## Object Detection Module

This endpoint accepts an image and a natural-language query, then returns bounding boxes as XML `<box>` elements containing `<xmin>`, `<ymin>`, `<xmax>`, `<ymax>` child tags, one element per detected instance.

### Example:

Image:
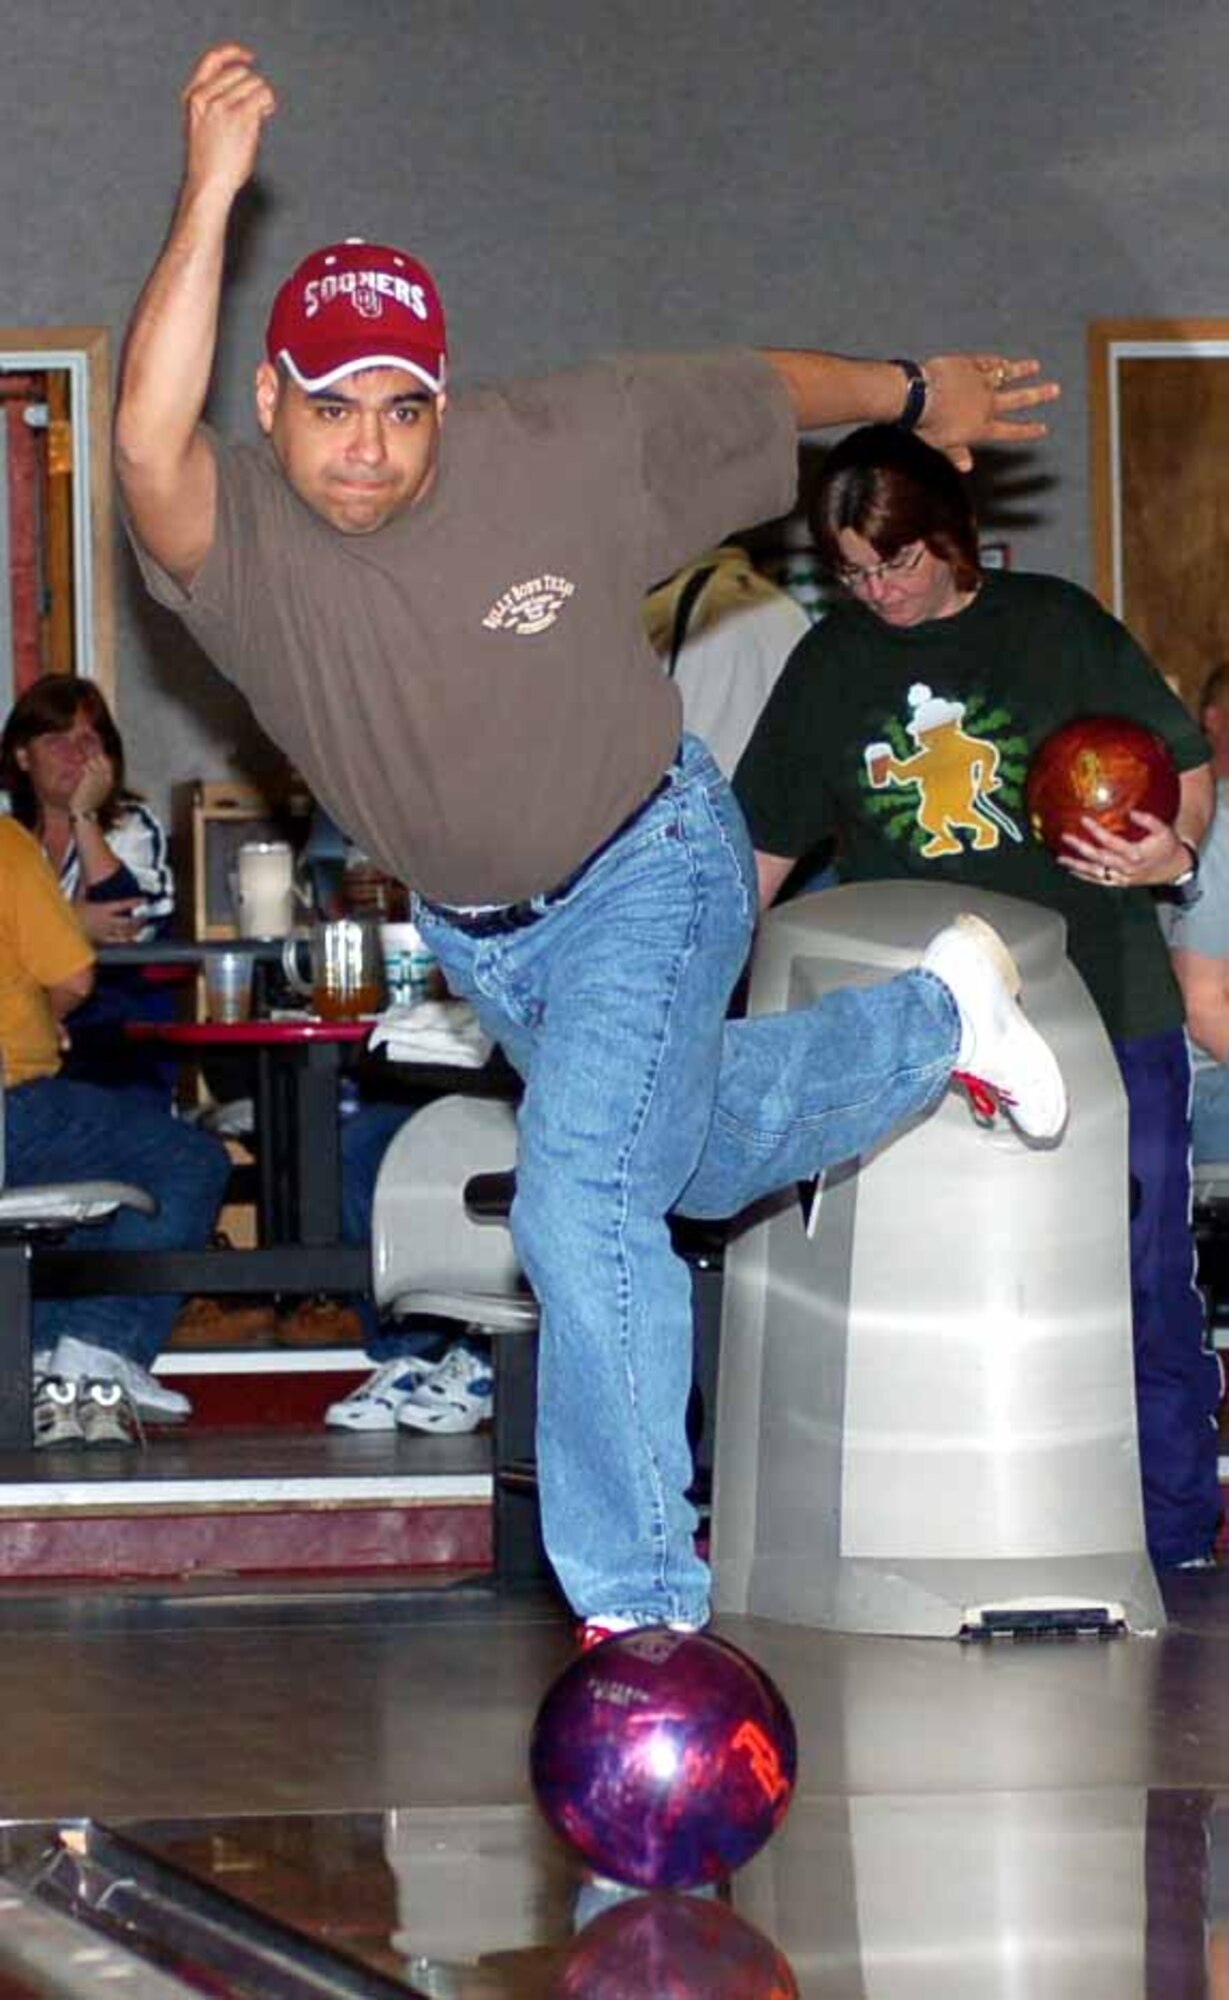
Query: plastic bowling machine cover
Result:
<box><xmin>710</xmin><ymin>880</ymin><xmax>1165</xmax><ymax>1639</ymax></box>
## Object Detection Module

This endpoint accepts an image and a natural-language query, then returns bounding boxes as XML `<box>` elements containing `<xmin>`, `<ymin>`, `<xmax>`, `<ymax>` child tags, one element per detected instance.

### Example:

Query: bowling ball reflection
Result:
<box><xmin>529</xmin><ymin>1629</ymin><xmax>797</xmax><ymax>1891</ymax></box>
<box><xmin>1025</xmin><ymin>714</ymin><xmax>1180</xmax><ymax>854</ymax></box>
<box><xmin>551</xmin><ymin>1891</ymin><xmax>799</xmax><ymax>1999</ymax></box>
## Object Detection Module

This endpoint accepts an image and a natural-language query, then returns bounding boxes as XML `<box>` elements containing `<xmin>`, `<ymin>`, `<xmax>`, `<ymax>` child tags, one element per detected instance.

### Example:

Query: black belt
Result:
<box><xmin>420</xmin><ymin>756</ymin><xmax>680</xmax><ymax>938</ymax></box>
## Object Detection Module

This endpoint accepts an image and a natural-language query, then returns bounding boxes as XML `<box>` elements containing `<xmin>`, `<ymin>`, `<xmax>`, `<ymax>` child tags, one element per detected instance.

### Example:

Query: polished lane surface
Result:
<box><xmin>1</xmin><ymin>1572</ymin><xmax>1227</xmax><ymax>1995</ymax></box>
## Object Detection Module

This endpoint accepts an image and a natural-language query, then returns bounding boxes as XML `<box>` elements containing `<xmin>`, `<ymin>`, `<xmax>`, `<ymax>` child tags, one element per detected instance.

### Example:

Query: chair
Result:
<box><xmin>1192</xmin><ymin>1161</ymin><xmax>1229</xmax><ymax>1326</ymax></box>
<box><xmin>371</xmin><ymin>1095</ymin><xmax>544</xmax><ymax>1583</ymax></box>
<box><xmin>0</xmin><ymin>1080</ymin><xmax>157</xmax><ymax>1449</ymax></box>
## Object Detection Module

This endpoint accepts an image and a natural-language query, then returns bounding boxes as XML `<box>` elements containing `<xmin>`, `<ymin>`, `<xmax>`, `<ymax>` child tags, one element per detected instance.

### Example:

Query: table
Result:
<box><xmin>129</xmin><ymin>1018</ymin><xmax>369</xmax><ymax>1249</ymax></box>
<box><xmin>34</xmin><ymin>1011</ymin><xmax>519</xmax><ymax>1309</ymax></box>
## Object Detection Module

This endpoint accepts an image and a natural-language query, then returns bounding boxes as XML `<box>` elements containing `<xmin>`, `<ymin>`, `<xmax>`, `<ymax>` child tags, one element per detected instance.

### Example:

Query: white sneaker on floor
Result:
<box><xmin>33</xmin><ymin>1375</ymin><xmax>84</xmax><ymax>1450</ymax></box>
<box><xmin>395</xmin><ymin>1342</ymin><xmax>494</xmax><ymax>1435</ymax></box>
<box><xmin>78</xmin><ymin>1379</ymin><xmax>142</xmax><ymax>1449</ymax></box>
<box><xmin>921</xmin><ymin>913</ymin><xmax>1068</xmax><ymax>1143</ymax></box>
<box><xmin>50</xmin><ymin>1336</ymin><xmax>192</xmax><ymax>1423</ymax></box>
<box><xmin>324</xmin><ymin>1354</ymin><xmax>440</xmax><ymax>1432</ymax></box>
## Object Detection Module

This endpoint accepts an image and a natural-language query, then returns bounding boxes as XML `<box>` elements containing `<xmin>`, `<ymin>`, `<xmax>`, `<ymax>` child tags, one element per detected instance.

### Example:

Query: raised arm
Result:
<box><xmin>114</xmin><ymin>43</ymin><xmax>277</xmax><ymax>586</ymax></box>
<box><xmin>759</xmin><ymin>351</ymin><xmax>1059</xmax><ymax>470</ymax></box>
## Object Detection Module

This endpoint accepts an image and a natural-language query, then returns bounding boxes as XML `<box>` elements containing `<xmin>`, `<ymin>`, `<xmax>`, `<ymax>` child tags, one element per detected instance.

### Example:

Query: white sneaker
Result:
<box><xmin>78</xmin><ymin>1379</ymin><xmax>142</xmax><ymax>1450</ymax></box>
<box><xmin>395</xmin><ymin>1341</ymin><xmax>494</xmax><ymax>1435</ymax></box>
<box><xmin>50</xmin><ymin>1336</ymin><xmax>192</xmax><ymax>1423</ymax></box>
<box><xmin>921</xmin><ymin>913</ymin><xmax>1067</xmax><ymax>1143</ymax></box>
<box><xmin>33</xmin><ymin>1375</ymin><xmax>84</xmax><ymax>1450</ymax></box>
<box><xmin>324</xmin><ymin>1354</ymin><xmax>440</xmax><ymax>1432</ymax></box>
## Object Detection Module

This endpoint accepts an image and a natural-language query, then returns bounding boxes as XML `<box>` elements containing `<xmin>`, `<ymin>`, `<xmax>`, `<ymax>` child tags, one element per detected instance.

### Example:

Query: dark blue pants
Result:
<box><xmin>1117</xmin><ymin>1029</ymin><xmax>1224</xmax><ymax>1567</ymax></box>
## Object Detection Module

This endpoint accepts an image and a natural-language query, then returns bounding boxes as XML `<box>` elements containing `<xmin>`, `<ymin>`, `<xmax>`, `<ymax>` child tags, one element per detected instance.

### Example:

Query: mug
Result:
<box><xmin>234</xmin><ymin>840</ymin><xmax>297</xmax><ymax>938</ymax></box>
<box><xmin>282</xmin><ymin>919</ymin><xmax>386</xmax><ymax>1021</ymax></box>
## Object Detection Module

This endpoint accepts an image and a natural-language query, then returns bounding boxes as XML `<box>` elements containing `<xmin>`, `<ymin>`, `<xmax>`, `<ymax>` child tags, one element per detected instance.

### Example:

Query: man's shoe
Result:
<box><xmin>324</xmin><ymin>1355</ymin><xmax>440</xmax><ymax>1432</ymax></box>
<box><xmin>576</xmin><ymin>1617</ymin><xmax>704</xmax><ymax>1654</ymax></box>
<box><xmin>395</xmin><ymin>1341</ymin><xmax>494</xmax><ymax>1435</ymax></box>
<box><xmin>33</xmin><ymin>1375</ymin><xmax>84</xmax><ymax>1450</ymax></box>
<box><xmin>50</xmin><ymin>1336</ymin><xmax>192</xmax><ymax>1423</ymax></box>
<box><xmin>921</xmin><ymin>913</ymin><xmax>1067</xmax><ymax>1143</ymax></box>
<box><xmin>78</xmin><ymin>1379</ymin><xmax>142</xmax><ymax>1449</ymax></box>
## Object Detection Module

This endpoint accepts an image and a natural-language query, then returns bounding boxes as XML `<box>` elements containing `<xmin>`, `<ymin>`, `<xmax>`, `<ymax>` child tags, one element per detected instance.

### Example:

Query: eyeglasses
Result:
<box><xmin>835</xmin><ymin>543</ymin><xmax>926</xmax><ymax>589</ymax></box>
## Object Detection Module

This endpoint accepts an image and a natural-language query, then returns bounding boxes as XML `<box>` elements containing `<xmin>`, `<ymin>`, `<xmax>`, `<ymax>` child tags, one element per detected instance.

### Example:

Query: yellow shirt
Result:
<box><xmin>0</xmin><ymin>818</ymin><xmax>93</xmax><ymax>1085</ymax></box>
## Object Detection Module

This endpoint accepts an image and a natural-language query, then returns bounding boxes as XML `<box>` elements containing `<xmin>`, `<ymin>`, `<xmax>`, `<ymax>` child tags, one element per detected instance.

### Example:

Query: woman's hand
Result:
<box><xmin>1057</xmin><ymin>812</ymin><xmax>1190</xmax><ymax>889</ymax></box>
<box><xmin>68</xmin><ymin>752</ymin><xmax>114</xmax><ymax>819</ymax></box>
<box><xmin>76</xmin><ymin>895</ymin><xmax>145</xmax><ymax>944</ymax></box>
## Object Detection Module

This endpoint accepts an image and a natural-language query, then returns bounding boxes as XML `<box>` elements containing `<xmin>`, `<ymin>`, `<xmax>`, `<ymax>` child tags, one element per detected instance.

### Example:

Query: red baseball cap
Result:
<box><xmin>265</xmin><ymin>238</ymin><xmax>448</xmax><ymax>395</ymax></box>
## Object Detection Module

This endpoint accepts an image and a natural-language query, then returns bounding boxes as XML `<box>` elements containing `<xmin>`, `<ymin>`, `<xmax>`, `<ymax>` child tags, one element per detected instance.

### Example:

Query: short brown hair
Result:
<box><xmin>811</xmin><ymin>425</ymin><xmax>982</xmax><ymax>591</ymax></box>
<box><xmin>0</xmin><ymin>674</ymin><xmax>129</xmax><ymax>831</ymax></box>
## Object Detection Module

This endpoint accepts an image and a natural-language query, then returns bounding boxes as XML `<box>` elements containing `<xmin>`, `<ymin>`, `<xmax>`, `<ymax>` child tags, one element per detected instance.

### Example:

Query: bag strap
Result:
<box><xmin>666</xmin><ymin>565</ymin><xmax>719</xmax><ymax>678</ymax></box>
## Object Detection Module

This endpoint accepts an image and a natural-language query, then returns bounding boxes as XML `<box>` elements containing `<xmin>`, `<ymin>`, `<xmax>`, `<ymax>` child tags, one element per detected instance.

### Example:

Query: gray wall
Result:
<box><xmin>2</xmin><ymin>0</ymin><xmax>1224</xmax><ymax>812</ymax></box>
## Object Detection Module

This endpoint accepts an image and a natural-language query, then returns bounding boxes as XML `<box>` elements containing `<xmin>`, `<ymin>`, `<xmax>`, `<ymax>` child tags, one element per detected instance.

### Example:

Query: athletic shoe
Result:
<box><xmin>324</xmin><ymin>1354</ymin><xmax>441</xmax><ymax>1432</ymax></box>
<box><xmin>50</xmin><ymin>1336</ymin><xmax>192</xmax><ymax>1423</ymax></box>
<box><xmin>78</xmin><ymin>1379</ymin><xmax>142</xmax><ymax>1450</ymax></box>
<box><xmin>395</xmin><ymin>1341</ymin><xmax>494</xmax><ymax>1435</ymax></box>
<box><xmin>33</xmin><ymin>1375</ymin><xmax>84</xmax><ymax>1450</ymax></box>
<box><xmin>921</xmin><ymin>913</ymin><xmax>1068</xmax><ymax>1143</ymax></box>
<box><xmin>577</xmin><ymin>1617</ymin><xmax>703</xmax><ymax>1653</ymax></box>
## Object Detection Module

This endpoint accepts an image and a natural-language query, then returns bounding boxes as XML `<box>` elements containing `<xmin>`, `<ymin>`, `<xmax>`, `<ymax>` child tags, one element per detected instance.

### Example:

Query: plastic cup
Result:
<box><xmin>204</xmin><ymin>949</ymin><xmax>254</xmax><ymax>1024</ymax></box>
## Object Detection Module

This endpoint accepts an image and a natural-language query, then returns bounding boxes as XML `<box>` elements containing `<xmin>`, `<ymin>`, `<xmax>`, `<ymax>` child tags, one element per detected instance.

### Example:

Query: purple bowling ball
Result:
<box><xmin>529</xmin><ymin>1629</ymin><xmax>798</xmax><ymax>1890</ymax></box>
<box><xmin>550</xmin><ymin>1891</ymin><xmax>800</xmax><ymax>1999</ymax></box>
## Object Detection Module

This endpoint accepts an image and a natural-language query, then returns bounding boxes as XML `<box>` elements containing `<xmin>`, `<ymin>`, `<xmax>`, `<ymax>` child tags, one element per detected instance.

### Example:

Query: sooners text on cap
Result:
<box><xmin>266</xmin><ymin>239</ymin><xmax>448</xmax><ymax>395</ymax></box>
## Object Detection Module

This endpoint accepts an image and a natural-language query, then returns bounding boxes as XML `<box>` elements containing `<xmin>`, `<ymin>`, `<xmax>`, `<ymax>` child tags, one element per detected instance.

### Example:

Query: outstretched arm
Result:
<box><xmin>114</xmin><ymin>43</ymin><xmax>277</xmax><ymax>587</ymax></box>
<box><xmin>760</xmin><ymin>351</ymin><xmax>1058</xmax><ymax>470</ymax></box>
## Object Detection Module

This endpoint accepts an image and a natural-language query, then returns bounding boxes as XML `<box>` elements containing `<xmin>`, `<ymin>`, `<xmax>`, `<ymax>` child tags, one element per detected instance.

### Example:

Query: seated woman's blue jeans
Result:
<box><xmin>8</xmin><ymin>1076</ymin><xmax>231</xmax><ymax>1370</ymax></box>
<box><xmin>414</xmin><ymin>738</ymin><xmax>959</xmax><ymax>1626</ymax></box>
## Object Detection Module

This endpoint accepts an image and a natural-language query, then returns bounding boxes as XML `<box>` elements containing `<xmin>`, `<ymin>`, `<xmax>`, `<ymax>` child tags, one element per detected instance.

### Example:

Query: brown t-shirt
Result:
<box><xmin>132</xmin><ymin>350</ymin><xmax>797</xmax><ymax>905</ymax></box>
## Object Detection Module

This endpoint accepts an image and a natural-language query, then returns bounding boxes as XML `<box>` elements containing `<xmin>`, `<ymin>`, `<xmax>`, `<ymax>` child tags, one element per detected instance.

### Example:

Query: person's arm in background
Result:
<box><xmin>1171</xmin><ymin>946</ymin><xmax>1229</xmax><ymax>1063</ymax></box>
<box><xmin>755</xmin><ymin>851</ymin><xmax>797</xmax><ymax>910</ymax></box>
<box><xmin>47</xmin><ymin>962</ymin><xmax>95</xmax><ymax>1024</ymax></box>
<box><xmin>114</xmin><ymin>41</ymin><xmax>277</xmax><ymax>587</ymax></box>
<box><xmin>759</xmin><ymin>350</ymin><xmax>1059</xmax><ymax>469</ymax></box>
<box><xmin>1165</xmin><ymin>782</ymin><xmax>1229</xmax><ymax>1057</ymax></box>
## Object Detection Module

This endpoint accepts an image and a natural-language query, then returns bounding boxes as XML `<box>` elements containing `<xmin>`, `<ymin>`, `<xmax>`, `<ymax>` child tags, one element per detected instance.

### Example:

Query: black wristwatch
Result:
<box><xmin>891</xmin><ymin>358</ymin><xmax>929</xmax><ymax>432</ymax></box>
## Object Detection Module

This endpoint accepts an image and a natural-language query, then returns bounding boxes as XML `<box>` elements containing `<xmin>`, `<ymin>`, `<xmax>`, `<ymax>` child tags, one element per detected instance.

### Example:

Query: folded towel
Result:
<box><xmin>368</xmin><ymin>998</ymin><xmax>494</xmax><ymax>1069</ymax></box>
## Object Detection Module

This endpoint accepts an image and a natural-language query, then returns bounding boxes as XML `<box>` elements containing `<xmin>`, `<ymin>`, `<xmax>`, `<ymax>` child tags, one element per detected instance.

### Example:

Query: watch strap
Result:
<box><xmin>890</xmin><ymin>358</ymin><xmax>928</xmax><ymax>432</ymax></box>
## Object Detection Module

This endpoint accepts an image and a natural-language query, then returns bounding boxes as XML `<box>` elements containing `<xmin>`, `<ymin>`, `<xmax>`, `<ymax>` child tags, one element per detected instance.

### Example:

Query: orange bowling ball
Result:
<box><xmin>1026</xmin><ymin>715</ymin><xmax>1180</xmax><ymax>855</ymax></box>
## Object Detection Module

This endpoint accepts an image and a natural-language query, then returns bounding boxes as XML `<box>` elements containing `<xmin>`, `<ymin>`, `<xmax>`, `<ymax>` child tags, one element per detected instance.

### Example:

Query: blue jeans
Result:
<box><xmin>9</xmin><ymin>1076</ymin><xmax>232</xmax><ymax>1370</ymax></box>
<box><xmin>415</xmin><ymin>738</ymin><xmax>959</xmax><ymax>1625</ymax></box>
<box><xmin>1191</xmin><ymin>1059</ymin><xmax>1229</xmax><ymax>1167</ymax></box>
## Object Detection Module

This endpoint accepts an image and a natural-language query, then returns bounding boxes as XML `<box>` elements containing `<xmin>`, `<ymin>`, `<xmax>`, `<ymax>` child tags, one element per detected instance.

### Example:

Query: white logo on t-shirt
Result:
<box><xmin>483</xmin><ymin>574</ymin><xmax>576</xmax><ymax>637</ymax></box>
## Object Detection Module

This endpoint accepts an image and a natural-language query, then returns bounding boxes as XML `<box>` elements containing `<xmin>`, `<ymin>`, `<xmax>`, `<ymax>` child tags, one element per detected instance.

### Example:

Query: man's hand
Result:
<box><xmin>919</xmin><ymin>356</ymin><xmax>1060</xmax><ymax>471</ymax></box>
<box><xmin>181</xmin><ymin>43</ymin><xmax>277</xmax><ymax>204</ymax></box>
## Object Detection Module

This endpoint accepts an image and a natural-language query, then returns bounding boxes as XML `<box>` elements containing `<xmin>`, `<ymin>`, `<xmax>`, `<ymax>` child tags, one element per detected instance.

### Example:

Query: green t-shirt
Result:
<box><xmin>734</xmin><ymin>570</ymin><xmax>1209</xmax><ymax>1041</ymax></box>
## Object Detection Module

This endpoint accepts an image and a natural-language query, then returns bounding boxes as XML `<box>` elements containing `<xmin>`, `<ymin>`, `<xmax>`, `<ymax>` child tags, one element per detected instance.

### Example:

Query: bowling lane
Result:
<box><xmin>1</xmin><ymin>1574</ymin><xmax>1229</xmax><ymax>1993</ymax></box>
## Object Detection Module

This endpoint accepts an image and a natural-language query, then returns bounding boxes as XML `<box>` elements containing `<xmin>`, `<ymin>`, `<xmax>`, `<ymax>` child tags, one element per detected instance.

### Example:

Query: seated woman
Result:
<box><xmin>0</xmin><ymin>813</ymin><xmax>231</xmax><ymax>1447</ymax></box>
<box><xmin>0</xmin><ymin>675</ymin><xmax>177</xmax><ymax>1103</ymax></box>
